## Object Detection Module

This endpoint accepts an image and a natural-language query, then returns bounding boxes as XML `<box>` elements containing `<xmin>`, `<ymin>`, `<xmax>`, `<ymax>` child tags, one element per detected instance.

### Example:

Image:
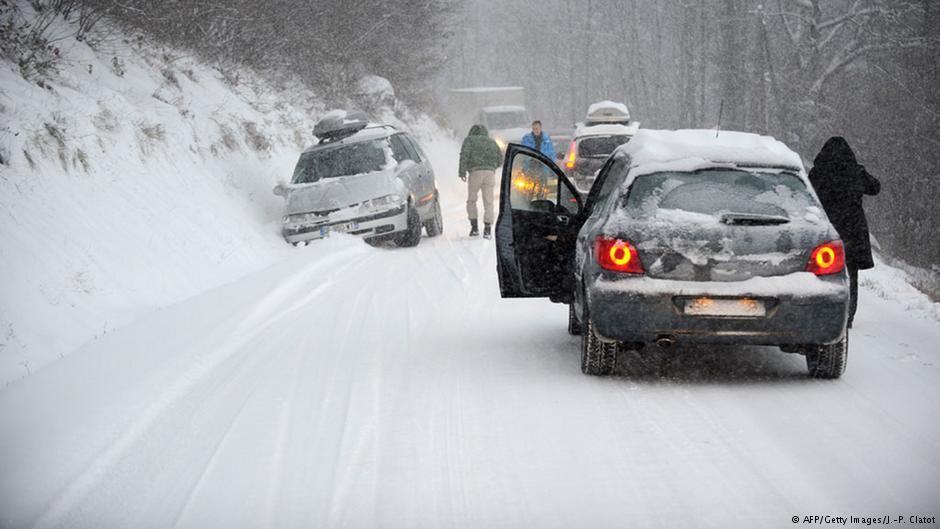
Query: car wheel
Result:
<box><xmin>395</xmin><ymin>204</ymin><xmax>422</xmax><ymax>248</ymax></box>
<box><xmin>580</xmin><ymin>305</ymin><xmax>616</xmax><ymax>376</ymax></box>
<box><xmin>424</xmin><ymin>196</ymin><xmax>443</xmax><ymax>237</ymax></box>
<box><xmin>567</xmin><ymin>303</ymin><xmax>581</xmax><ymax>335</ymax></box>
<box><xmin>805</xmin><ymin>331</ymin><xmax>848</xmax><ymax>379</ymax></box>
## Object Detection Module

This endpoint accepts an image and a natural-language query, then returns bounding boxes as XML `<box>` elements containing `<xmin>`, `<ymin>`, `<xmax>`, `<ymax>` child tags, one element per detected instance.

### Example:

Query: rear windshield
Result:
<box><xmin>578</xmin><ymin>135</ymin><xmax>631</xmax><ymax>158</ymax></box>
<box><xmin>623</xmin><ymin>169</ymin><xmax>817</xmax><ymax>219</ymax></box>
<box><xmin>291</xmin><ymin>139</ymin><xmax>388</xmax><ymax>183</ymax></box>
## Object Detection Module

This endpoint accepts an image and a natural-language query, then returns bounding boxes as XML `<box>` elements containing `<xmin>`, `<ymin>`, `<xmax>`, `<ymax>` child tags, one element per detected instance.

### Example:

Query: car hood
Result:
<box><xmin>284</xmin><ymin>170</ymin><xmax>404</xmax><ymax>214</ymax></box>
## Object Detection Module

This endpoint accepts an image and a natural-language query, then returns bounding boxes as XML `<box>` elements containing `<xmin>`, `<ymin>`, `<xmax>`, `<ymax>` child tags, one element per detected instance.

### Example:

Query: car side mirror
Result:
<box><xmin>273</xmin><ymin>182</ymin><xmax>288</xmax><ymax>197</ymax></box>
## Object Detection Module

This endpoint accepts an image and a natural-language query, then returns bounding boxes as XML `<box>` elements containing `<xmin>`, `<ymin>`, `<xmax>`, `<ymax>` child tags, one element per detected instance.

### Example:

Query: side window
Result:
<box><xmin>509</xmin><ymin>152</ymin><xmax>579</xmax><ymax>214</ymax></box>
<box><xmin>402</xmin><ymin>135</ymin><xmax>425</xmax><ymax>163</ymax></box>
<box><xmin>585</xmin><ymin>154</ymin><xmax>629</xmax><ymax>215</ymax></box>
<box><xmin>389</xmin><ymin>134</ymin><xmax>417</xmax><ymax>164</ymax></box>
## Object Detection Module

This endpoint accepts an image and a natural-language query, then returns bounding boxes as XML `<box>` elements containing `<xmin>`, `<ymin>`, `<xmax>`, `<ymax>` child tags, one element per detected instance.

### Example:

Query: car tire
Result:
<box><xmin>424</xmin><ymin>196</ymin><xmax>443</xmax><ymax>237</ymax></box>
<box><xmin>395</xmin><ymin>204</ymin><xmax>422</xmax><ymax>248</ymax></box>
<box><xmin>580</xmin><ymin>306</ymin><xmax>616</xmax><ymax>376</ymax></box>
<box><xmin>567</xmin><ymin>303</ymin><xmax>581</xmax><ymax>335</ymax></box>
<box><xmin>805</xmin><ymin>331</ymin><xmax>848</xmax><ymax>379</ymax></box>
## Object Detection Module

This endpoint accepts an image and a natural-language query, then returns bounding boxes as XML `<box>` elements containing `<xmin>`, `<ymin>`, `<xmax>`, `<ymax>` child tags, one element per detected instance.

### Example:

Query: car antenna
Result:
<box><xmin>716</xmin><ymin>99</ymin><xmax>724</xmax><ymax>138</ymax></box>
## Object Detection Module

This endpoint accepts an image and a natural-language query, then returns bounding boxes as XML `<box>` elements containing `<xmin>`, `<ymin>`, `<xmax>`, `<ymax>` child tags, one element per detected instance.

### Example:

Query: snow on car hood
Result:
<box><xmin>284</xmin><ymin>170</ymin><xmax>404</xmax><ymax>214</ymax></box>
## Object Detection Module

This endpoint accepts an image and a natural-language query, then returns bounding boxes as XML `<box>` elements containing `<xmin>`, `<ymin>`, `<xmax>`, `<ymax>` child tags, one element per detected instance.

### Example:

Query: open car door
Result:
<box><xmin>495</xmin><ymin>144</ymin><xmax>583</xmax><ymax>301</ymax></box>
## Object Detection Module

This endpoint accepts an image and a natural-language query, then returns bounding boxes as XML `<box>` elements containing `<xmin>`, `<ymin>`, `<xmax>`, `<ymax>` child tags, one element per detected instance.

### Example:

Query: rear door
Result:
<box><xmin>495</xmin><ymin>144</ymin><xmax>583</xmax><ymax>299</ymax></box>
<box><xmin>402</xmin><ymin>134</ymin><xmax>437</xmax><ymax>206</ymax></box>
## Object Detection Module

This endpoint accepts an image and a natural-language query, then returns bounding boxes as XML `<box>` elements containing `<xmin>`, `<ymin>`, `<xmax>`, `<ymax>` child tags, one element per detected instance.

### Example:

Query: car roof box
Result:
<box><xmin>585</xmin><ymin>100</ymin><xmax>630</xmax><ymax>125</ymax></box>
<box><xmin>313</xmin><ymin>109</ymin><xmax>371</xmax><ymax>142</ymax></box>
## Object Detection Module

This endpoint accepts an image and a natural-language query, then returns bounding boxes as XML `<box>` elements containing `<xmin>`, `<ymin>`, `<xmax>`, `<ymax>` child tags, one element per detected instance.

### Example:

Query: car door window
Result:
<box><xmin>509</xmin><ymin>152</ymin><xmax>578</xmax><ymax>214</ymax></box>
<box><xmin>583</xmin><ymin>153</ymin><xmax>629</xmax><ymax>217</ymax></box>
<box><xmin>389</xmin><ymin>134</ymin><xmax>416</xmax><ymax>164</ymax></box>
<box><xmin>402</xmin><ymin>135</ymin><xmax>425</xmax><ymax>163</ymax></box>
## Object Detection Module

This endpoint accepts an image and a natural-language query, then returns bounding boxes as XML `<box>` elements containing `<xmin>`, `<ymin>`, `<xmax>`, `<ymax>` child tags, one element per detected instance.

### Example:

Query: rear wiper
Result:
<box><xmin>719</xmin><ymin>212</ymin><xmax>790</xmax><ymax>226</ymax></box>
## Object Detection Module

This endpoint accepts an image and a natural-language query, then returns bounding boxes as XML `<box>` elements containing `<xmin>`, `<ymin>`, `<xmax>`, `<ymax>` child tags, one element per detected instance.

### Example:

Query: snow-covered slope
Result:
<box><xmin>0</xmin><ymin>31</ymin><xmax>323</xmax><ymax>385</ymax></box>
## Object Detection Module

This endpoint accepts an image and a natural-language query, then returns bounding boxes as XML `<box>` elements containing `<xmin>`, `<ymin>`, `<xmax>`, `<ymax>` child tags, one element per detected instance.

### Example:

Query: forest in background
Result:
<box><xmin>442</xmin><ymin>0</ymin><xmax>940</xmax><ymax>269</ymax></box>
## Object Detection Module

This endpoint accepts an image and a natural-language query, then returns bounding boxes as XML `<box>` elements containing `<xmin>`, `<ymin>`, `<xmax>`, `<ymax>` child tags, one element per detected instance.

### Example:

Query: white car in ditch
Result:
<box><xmin>274</xmin><ymin>110</ymin><xmax>443</xmax><ymax>247</ymax></box>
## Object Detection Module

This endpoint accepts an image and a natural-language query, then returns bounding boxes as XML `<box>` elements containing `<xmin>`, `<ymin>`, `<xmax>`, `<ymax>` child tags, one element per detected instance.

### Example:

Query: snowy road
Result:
<box><xmin>1</xmin><ymin>139</ymin><xmax>939</xmax><ymax>529</ymax></box>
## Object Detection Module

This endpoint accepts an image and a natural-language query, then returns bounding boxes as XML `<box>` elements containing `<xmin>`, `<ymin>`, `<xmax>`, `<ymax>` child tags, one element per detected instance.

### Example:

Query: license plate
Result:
<box><xmin>334</xmin><ymin>221</ymin><xmax>359</xmax><ymax>232</ymax></box>
<box><xmin>684</xmin><ymin>297</ymin><xmax>766</xmax><ymax>317</ymax></box>
<box><xmin>321</xmin><ymin>221</ymin><xmax>359</xmax><ymax>237</ymax></box>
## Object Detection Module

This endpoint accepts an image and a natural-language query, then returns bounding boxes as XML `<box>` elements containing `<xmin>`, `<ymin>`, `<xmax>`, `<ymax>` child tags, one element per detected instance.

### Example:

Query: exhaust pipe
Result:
<box><xmin>655</xmin><ymin>335</ymin><xmax>676</xmax><ymax>348</ymax></box>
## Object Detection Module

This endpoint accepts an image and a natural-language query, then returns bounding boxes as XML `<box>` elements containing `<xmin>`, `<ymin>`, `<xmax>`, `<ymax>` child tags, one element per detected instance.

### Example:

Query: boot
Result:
<box><xmin>483</xmin><ymin>223</ymin><xmax>492</xmax><ymax>239</ymax></box>
<box><xmin>469</xmin><ymin>219</ymin><xmax>479</xmax><ymax>237</ymax></box>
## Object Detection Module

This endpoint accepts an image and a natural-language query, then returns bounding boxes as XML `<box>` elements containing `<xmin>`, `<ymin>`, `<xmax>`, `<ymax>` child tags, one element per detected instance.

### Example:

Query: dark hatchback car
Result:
<box><xmin>495</xmin><ymin>129</ymin><xmax>850</xmax><ymax>378</ymax></box>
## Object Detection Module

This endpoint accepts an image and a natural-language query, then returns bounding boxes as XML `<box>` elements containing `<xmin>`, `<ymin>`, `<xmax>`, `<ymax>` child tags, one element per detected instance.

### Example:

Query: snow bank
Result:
<box><xmin>863</xmin><ymin>256</ymin><xmax>940</xmax><ymax>322</ymax></box>
<box><xmin>0</xmin><ymin>20</ymin><xmax>322</xmax><ymax>386</ymax></box>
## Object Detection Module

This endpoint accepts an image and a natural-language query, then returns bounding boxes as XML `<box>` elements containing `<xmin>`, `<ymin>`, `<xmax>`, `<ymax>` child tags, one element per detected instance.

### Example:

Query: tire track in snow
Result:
<box><xmin>29</xmin><ymin>244</ymin><xmax>375</xmax><ymax>529</ymax></box>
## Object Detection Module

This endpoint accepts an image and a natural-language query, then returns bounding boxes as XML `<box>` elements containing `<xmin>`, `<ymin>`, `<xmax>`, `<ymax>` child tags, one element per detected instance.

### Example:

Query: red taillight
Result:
<box><xmin>564</xmin><ymin>141</ymin><xmax>577</xmax><ymax>170</ymax></box>
<box><xmin>595</xmin><ymin>237</ymin><xmax>644</xmax><ymax>274</ymax></box>
<box><xmin>806</xmin><ymin>240</ymin><xmax>845</xmax><ymax>275</ymax></box>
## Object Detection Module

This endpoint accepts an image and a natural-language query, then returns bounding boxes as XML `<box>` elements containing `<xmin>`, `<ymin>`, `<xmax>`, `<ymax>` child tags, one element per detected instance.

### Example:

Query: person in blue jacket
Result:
<box><xmin>520</xmin><ymin>120</ymin><xmax>555</xmax><ymax>160</ymax></box>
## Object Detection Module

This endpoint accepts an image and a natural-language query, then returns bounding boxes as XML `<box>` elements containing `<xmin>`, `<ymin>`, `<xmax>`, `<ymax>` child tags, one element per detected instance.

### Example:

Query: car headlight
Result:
<box><xmin>282</xmin><ymin>215</ymin><xmax>291</xmax><ymax>224</ymax></box>
<box><xmin>362</xmin><ymin>194</ymin><xmax>403</xmax><ymax>210</ymax></box>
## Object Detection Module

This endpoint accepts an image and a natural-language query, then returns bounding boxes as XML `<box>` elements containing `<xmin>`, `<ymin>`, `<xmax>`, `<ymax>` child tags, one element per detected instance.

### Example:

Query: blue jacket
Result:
<box><xmin>521</xmin><ymin>132</ymin><xmax>555</xmax><ymax>160</ymax></box>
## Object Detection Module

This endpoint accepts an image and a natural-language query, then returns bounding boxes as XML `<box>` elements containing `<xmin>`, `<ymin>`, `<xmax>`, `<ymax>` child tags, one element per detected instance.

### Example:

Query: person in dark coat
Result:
<box><xmin>808</xmin><ymin>137</ymin><xmax>881</xmax><ymax>328</ymax></box>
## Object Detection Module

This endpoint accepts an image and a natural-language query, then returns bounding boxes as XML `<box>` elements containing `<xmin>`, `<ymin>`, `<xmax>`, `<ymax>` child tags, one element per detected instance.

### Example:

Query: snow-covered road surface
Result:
<box><xmin>1</xmin><ymin>140</ymin><xmax>938</xmax><ymax>529</ymax></box>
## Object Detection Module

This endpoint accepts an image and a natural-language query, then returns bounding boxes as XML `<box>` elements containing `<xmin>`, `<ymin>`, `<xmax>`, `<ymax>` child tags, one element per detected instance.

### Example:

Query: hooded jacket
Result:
<box><xmin>459</xmin><ymin>125</ymin><xmax>502</xmax><ymax>179</ymax></box>
<box><xmin>808</xmin><ymin>137</ymin><xmax>881</xmax><ymax>270</ymax></box>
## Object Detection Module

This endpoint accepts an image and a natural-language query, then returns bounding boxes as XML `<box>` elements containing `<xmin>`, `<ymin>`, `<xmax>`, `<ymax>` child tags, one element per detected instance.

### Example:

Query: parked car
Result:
<box><xmin>564</xmin><ymin>101</ymin><xmax>640</xmax><ymax>194</ymax></box>
<box><xmin>274</xmin><ymin>110</ymin><xmax>443</xmax><ymax>247</ymax></box>
<box><xmin>495</xmin><ymin>129</ymin><xmax>850</xmax><ymax>378</ymax></box>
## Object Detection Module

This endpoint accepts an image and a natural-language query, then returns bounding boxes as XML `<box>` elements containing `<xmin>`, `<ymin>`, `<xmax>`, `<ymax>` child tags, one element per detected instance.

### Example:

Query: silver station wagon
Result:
<box><xmin>275</xmin><ymin>111</ymin><xmax>443</xmax><ymax>247</ymax></box>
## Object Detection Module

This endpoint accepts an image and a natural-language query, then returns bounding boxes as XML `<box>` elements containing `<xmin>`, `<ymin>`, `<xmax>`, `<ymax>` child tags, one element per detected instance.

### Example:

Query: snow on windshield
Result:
<box><xmin>623</xmin><ymin>170</ymin><xmax>818</xmax><ymax>221</ymax></box>
<box><xmin>291</xmin><ymin>140</ymin><xmax>390</xmax><ymax>183</ymax></box>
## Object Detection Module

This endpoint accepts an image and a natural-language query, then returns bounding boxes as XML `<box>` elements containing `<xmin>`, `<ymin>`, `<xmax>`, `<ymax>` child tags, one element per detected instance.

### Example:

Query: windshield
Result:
<box><xmin>483</xmin><ymin>110</ymin><xmax>526</xmax><ymax>130</ymax></box>
<box><xmin>578</xmin><ymin>135</ymin><xmax>631</xmax><ymax>158</ymax></box>
<box><xmin>623</xmin><ymin>169</ymin><xmax>818</xmax><ymax>220</ymax></box>
<box><xmin>291</xmin><ymin>139</ymin><xmax>388</xmax><ymax>183</ymax></box>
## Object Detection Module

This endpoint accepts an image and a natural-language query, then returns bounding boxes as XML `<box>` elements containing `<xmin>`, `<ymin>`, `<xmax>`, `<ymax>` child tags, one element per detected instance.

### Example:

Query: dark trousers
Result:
<box><xmin>848</xmin><ymin>267</ymin><xmax>858</xmax><ymax>327</ymax></box>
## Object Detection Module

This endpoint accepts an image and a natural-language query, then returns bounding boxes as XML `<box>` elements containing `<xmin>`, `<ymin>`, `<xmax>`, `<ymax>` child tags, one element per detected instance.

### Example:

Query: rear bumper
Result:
<box><xmin>587</xmin><ymin>274</ymin><xmax>849</xmax><ymax>346</ymax></box>
<box><xmin>282</xmin><ymin>205</ymin><xmax>407</xmax><ymax>244</ymax></box>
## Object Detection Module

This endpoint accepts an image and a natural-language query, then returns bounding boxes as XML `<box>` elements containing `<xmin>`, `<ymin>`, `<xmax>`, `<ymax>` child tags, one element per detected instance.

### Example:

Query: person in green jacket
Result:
<box><xmin>458</xmin><ymin>124</ymin><xmax>502</xmax><ymax>238</ymax></box>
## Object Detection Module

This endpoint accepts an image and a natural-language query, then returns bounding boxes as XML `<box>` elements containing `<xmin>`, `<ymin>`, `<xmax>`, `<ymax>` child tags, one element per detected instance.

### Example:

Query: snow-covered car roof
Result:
<box><xmin>617</xmin><ymin>129</ymin><xmax>805</xmax><ymax>184</ymax></box>
<box><xmin>574</xmin><ymin>121</ymin><xmax>640</xmax><ymax>138</ymax></box>
<box><xmin>586</xmin><ymin>100</ymin><xmax>630</xmax><ymax>123</ymax></box>
<box><xmin>303</xmin><ymin>125</ymin><xmax>396</xmax><ymax>153</ymax></box>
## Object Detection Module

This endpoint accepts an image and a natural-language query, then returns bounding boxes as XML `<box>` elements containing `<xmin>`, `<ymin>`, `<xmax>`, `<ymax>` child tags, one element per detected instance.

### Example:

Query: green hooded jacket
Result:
<box><xmin>458</xmin><ymin>124</ymin><xmax>502</xmax><ymax>178</ymax></box>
